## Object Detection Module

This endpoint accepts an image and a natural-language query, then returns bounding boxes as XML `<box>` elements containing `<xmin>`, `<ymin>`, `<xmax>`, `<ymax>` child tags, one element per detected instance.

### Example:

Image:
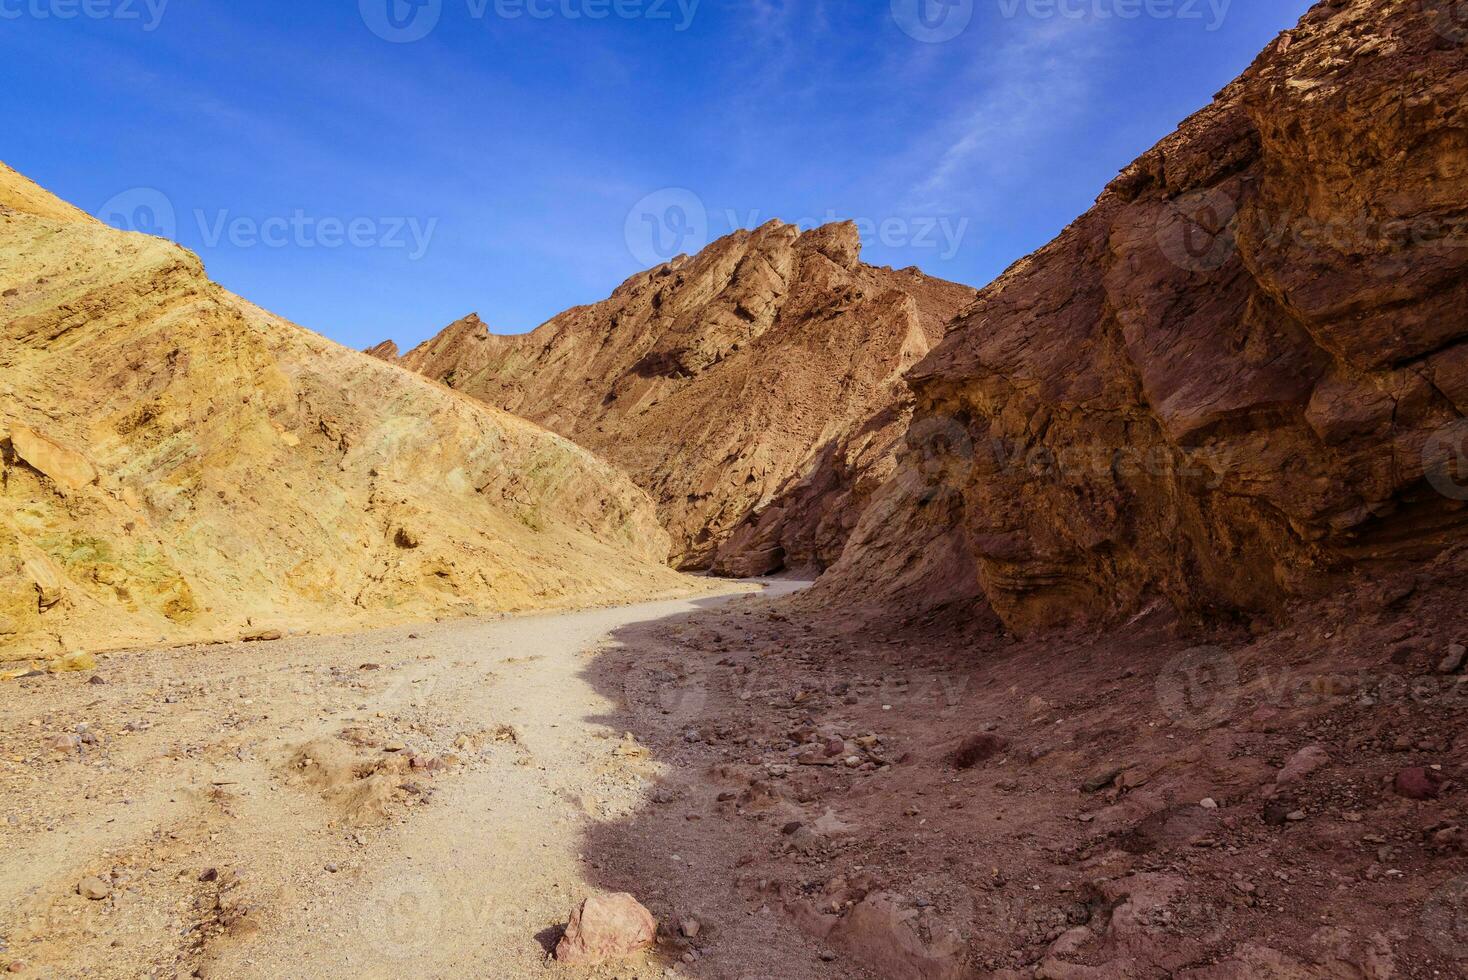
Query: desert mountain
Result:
<box><xmin>808</xmin><ymin>0</ymin><xmax>1468</xmax><ymax>632</ymax></box>
<box><xmin>0</xmin><ymin>162</ymin><xmax>692</xmax><ymax>662</ymax></box>
<box><xmin>378</xmin><ymin>220</ymin><xmax>975</xmax><ymax>570</ymax></box>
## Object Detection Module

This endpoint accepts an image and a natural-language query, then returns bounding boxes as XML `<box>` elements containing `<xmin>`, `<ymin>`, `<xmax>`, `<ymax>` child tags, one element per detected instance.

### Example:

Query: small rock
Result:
<box><xmin>1394</xmin><ymin>766</ymin><xmax>1444</xmax><ymax>800</ymax></box>
<box><xmin>1275</xmin><ymin>744</ymin><xmax>1330</xmax><ymax>785</ymax></box>
<box><xmin>47</xmin><ymin>734</ymin><xmax>82</xmax><ymax>754</ymax></box>
<box><xmin>1262</xmin><ymin>804</ymin><xmax>1292</xmax><ymax>827</ymax></box>
<box><xmin>87</xmin><ymin>675</ymin><xmax>107</xmax><ymax>686</ymax></box>
<box><xmin>1081</xmin><ymin>767</ymin><xmax>1124</xmax><ymax>794</ymax></box>
<box><xmin>77</xmin><ymin>876</ymin><xmax>111</xmax><ymax>901</ymax></box>
<box><xmin>1200</xmin><ymin>798</ymin><xmax>1218</xmax><ymax>810</ymax></box>
<box><xmin>1438</xmin><ymin>643</ymin><xmax>1467</xmax><ymax>675</ymax></box>
<box><xmin>679</xmin><ymin>917</ymin><xmax>701</xmax><ymax>939</ymax></box>
<box><xmin>946</xmin><ymin>732</ymin><xmax>1010</xmax><ymax>770</ymax></box>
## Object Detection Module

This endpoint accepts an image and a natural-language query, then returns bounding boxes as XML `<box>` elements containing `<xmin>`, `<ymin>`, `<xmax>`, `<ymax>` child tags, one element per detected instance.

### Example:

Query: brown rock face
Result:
<box><xmin>391</xmin><ymin>220</ymin><xmax>974</xmax><ymax>570</ymax></box>
<box><xmin>813</xmin><ymin>0</ymin><xmax>1468</xmax><ymax>631</ymax></box>
<box><xmin>362</xmin><ymin>339</ymin><xmax>399</xmax><ymax>361</ymax></box>
<box><xmin>0</xmin><ymin>163</ymin><xmax>691</xmax><ymax>661</ymax></box>
<box><xmin>554</xmin><ymin>893</ymin><xmax>657</xmax><ymax>965</ymax></box>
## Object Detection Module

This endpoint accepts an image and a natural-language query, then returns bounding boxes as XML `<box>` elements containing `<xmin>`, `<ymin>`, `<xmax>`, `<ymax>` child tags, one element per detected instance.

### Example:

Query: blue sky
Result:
<box><xmin>2</xmin><ymin>0</ymin><xmax>1313</xmax><ymax>350</ymax></box>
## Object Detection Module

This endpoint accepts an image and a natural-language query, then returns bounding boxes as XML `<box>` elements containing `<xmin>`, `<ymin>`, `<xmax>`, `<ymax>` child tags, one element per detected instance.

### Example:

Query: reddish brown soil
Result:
<box><xmin>589</xmin><ymin>544</ymin><xmax>1468</xmax><ymax>977</ymax></box>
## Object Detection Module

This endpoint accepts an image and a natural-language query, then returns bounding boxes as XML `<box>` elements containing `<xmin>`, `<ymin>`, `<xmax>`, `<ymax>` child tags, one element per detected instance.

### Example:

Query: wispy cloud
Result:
<box><xmin>901</xmin><ymin>18</ymin><xmax>1114</xmax><ymax>213</ymax></box>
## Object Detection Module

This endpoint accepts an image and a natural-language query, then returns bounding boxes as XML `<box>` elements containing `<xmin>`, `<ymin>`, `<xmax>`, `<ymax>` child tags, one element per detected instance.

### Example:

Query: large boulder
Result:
<box><xmin>554</xmin><ymin>893</ymin><xmax>657</xmax><ymax>965</ymax></box>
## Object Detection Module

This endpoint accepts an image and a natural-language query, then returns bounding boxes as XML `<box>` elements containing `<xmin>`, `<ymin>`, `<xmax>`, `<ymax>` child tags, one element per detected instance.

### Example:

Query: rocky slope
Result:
<box><xmin>0</xmin><ymin>163</ymin><xmax>694</xmax><ymax>662</ymax></box>
<box><xmin>810</xmin><ymin>0</ymin><xmax>1468</xmax><ymax>632</ymax></box>
<box><xmin>382</xmin><ymin>221</ymin><xmax>975</xmax><ymax>570</ymax></box>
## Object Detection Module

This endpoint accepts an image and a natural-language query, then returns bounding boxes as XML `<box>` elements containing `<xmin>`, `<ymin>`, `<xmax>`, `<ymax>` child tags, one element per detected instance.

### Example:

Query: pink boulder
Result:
<box><xmin>554</xmin><ymin>893</ymin><xmax>657</xmax><ymax>965</ymax></box>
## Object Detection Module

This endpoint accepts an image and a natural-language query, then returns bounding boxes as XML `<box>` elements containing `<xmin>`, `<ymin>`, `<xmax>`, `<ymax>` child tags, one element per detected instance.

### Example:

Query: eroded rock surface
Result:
<box><xmin>813</xmin><ymin>0</ymin><xmax>1468</xmax><ymax>631</ymax></box>
<box><xmin>384</xmin><ymin>221</ymin><xmax>974</xmax><ymax>570</ymax></box>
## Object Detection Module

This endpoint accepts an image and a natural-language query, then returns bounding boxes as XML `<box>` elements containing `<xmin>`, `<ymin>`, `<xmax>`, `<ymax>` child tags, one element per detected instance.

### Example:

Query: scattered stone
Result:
<box><xmin>1200</xmin><ymin>798</ymin><xmax>1218</xmax><ymax>810</ymax></box>
<box><xmin>946</xmin><ymin>733</ymin><xmax>1009</xmax><ymax>770</ymax></box>
<box><xmin>1262</xmin><ymin>804</ymin><xmax>1292</xmax><ymax>827</ymax></box>
<box><xmin>1081</xmin><ymin>767</ymin><xmax>1124</xmax><ymax>794</ymax></box>
<box><xmin>1394</xmin><ymin>766</ymin><xmax>1444</xmax><ymax>801</ymax></box>
<box><xmin>1438</xmin><ymin>643</ymin><xmax>1467</xmax><ymax>675</ymax></box>
<box><xmin>87</xmin><ymin>675</ymin><xmax>107</xmax><ymax>686</ymax></box>
<box><xmin>679</xmin><ymin>917</ymin><xmax>701</xmax><ymax>939</ymax></box>
<box><xmin>47</xmin><ymin>734</ymin><xmax>82</xmax><ymax>754</ymax></box>
<box><xmin>77</xmin><ymin>876</ymin><xmax>111</xmax><ymax>901</ymax></box>
<box><xmin>554</xmin><ymin>893</ymin><xmax>657</xmax><ymax>965</ymax></box>
<box><xmin>1275</xmin><ymin>744</ymin><xmax>1330</xmax><ymax>785</ymax></box>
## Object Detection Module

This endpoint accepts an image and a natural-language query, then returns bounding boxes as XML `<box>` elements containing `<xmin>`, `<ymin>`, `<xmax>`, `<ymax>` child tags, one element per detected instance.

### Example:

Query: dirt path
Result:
<box><xmin>0</xmin><ymin>580</ymin><xmax>822</xmax><ymax>980</ymax></box>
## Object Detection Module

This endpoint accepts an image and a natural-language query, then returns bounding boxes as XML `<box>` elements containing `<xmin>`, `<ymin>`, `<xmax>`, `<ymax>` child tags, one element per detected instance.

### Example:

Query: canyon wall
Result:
<box><xmin>812</xmin><ymin>0</ymin><xmax>1468</xmax><ymax>631</ymax></box>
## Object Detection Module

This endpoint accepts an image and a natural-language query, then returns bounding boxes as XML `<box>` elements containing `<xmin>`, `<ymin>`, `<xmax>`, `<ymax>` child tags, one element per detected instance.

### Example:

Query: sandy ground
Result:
<box><xmin>5</xmin><ymin>553</ymin><xmax>1467</xmax><ymax>980</ymax></box>
<box><xmin>0</xmin><ymin>579</ymin><xmax>837</xmax><ymax>980</ymax></box>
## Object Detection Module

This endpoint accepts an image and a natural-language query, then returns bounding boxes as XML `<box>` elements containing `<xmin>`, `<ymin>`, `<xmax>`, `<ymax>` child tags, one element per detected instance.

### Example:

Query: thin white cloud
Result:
<box><xmin>903</xmin><ymin>18</ymin><xmax>1113</xmax><ymax>212</ymax></box>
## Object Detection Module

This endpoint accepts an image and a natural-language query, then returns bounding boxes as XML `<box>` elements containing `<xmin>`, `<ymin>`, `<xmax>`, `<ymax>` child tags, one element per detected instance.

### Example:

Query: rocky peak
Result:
<box><xmin>796</xmin><ymin>220</ymin><xmax>862</xmax><ymax>270</ymax></box>
<box><xmin>389</xmin><ymin>219</ymin><xmax>975</xmax><ymax>568</ymax></box>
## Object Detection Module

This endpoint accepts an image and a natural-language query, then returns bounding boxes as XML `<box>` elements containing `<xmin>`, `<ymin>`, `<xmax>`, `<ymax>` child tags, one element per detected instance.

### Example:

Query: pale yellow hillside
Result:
<box><xmin>0</xmin><ymin>163</ymin><xmax>693</xmax><ymax>661</ymax></box>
